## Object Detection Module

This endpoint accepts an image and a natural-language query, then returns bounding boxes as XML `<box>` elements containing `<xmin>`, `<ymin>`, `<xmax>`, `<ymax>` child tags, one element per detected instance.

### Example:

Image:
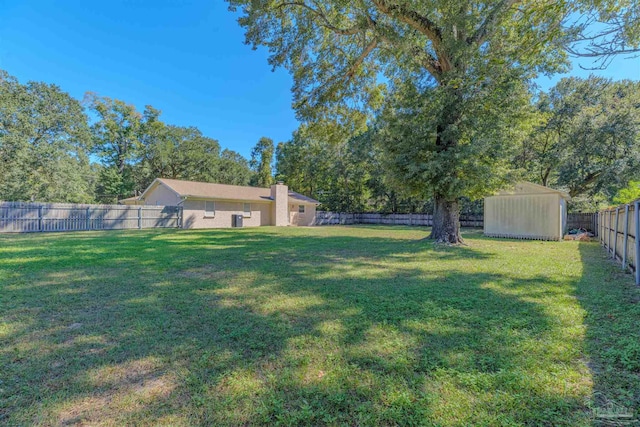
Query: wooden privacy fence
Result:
<box><xmin>566</xmin><ymin>212</ymin><xmax>599</xmax><ymax>231</ymax></box>
<box><xmin>315</xmin><ymin>212</ymin><xmax>484</xmax><ymax>227</ymax></box>
<box><xmin>599</xmin><ymin>201</ymin><xmax>640</xmax><ymax>285</ymax></box>
<box><xmin>317</xmin><ymin>211</ymin><xmax>598</xmax><ymax>233</ymax></box>
<box><xmin>0</xmin><ymin>202</ymin><xmax>182</xmax><ymax>233</ymax></box>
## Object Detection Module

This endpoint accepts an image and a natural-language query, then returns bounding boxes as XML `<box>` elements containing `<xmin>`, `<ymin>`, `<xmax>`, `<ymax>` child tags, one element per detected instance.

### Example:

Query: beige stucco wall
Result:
<box><xmin>289</xmin><ymin>203</ymin><xmax>317</xmax><ymax>226</ymax></box>
<box><xmin>140</xmin><ymin>180</ymin><xmax>318</xmax><ymax>228</ymax></box>
<box><xmin>181</xmin><ymin>199</ymin><xmax>272</xmax><ymax>229</ymax></box>
<box><xmin>142</xmin><ymin>183</ymin><xmax>182</xmax><ymax>206</ymax></box>
<box><xmin>484</xmin><ymin>193</ymin><xmax>563</xmax><ymax>240</ymax></box>
<box><xmin>271</xmin><ymin>184</ymin><xmax>289</xmax><ymax>226</ymax></box>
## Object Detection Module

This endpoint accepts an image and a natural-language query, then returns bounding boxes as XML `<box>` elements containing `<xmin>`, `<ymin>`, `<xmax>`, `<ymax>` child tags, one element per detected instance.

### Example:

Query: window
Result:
<box><xmin>243</xmin><ymin>203</ymin><xmax>251</xmax><ymax>218</ymax></box>
<box><xmin>298</xmin><ymin>205</ymin><xmax>305</xmax><ymax>213</ymax></box>
<box><xmin>204</xmin><ymin>201</ymin><xmax>215</xmax><ymax>217</ymax></box>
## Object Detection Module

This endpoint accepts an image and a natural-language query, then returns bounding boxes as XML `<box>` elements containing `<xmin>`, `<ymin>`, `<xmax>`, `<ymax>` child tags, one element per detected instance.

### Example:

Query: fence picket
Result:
<box><xmin>623</xmin><ymin>205</ymin><xmax>629</xmax><ymax>269</ymax></box>
<box><xmin>0</xmin><ymin>202</ymin><xmax>181</xmax><ymax>233</ymax></box>
<box><xmin>316</xmin><ymin>211</ymin><xmax>596</xmax><ymax>232</ymax></box>
<box><xmin>598</xmin><ymin>200</ymin><xmax>640</xmax><ymax>286</ymax></box>
<box><xmin>636</xmin><ymin>202</ymin><xmax>640</xmax><ymax>285</ymax></box>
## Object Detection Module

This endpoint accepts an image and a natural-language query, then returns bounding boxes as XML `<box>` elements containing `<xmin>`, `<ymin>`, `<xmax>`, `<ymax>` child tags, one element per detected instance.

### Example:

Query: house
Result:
<box><xmin>484</xmin><ymin>181</ymin><xmax>570</xmax><ymax>241</ymax></box>
<box><xmin>123</xmin><ymin>178</ymin><xmax>319</xmax><ymax>228</ymax></box>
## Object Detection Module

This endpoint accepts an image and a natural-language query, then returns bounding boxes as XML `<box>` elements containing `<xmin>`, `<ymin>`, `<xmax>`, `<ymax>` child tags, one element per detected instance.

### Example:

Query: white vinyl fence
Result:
<box><xmin>0</xmin><ymin>202</ymin><xmax>182</xmax><ymax>233</ymax></box>
<box><xmin>599</xmin><ymin>201</ymin><xmax>640</xmax><ymax>285</ymax></box>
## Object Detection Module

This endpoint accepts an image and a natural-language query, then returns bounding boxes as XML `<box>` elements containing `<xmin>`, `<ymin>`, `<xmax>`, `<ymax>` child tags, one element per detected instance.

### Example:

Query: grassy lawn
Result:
<box><xmin>1</xmin><ymin>226</ymin><xmax>639</xmax><ymax>426</ymax></box>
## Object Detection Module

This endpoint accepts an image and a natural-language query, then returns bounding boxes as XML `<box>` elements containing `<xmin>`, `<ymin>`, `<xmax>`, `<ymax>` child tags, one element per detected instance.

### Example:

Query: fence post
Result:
<box><xmin>86</xmin><ymin>207</ymin><xmax>91</xmax><ymax>230</ymax></box>
<box><xmin>622</xmin><ymin>205</ymin><xmax>629</xmax><ymax>269</ymax></box>
<box><xmin>598</xmin><ymin>212</ymin><xmax>601</xmax><ymax>244</ymax></box>
<box><xmin>635</xmin><ymin>201</ymin><xmax>640</xmax><ymax>286</ymax></box>
<box><xmin>604</xmin><ymin>211</ymin><xmax>608</xmax><ymax>251</ymax></box>
<box><xmin>613</xmin><ymin>208</ymin><xmax>619</xmax><ymax>260</ymax></box>
<box><xmin>598</xmin><ymin>212</ymin><xmax>604</xmax><ymax>246</ymax></box>
<box><xmin>138</xmin><ymin>207</ymin><xmax>142</xmax><ymax>229</ymax></box>
<box><xmin>608</xmin><ymin>210</ymin><xmax>613</xmax><ymax>255</ymax></box>
<box><xmin>38</xmin><ymin>205</ymin><xmax>43</xmax><ymax>232</ymax></box>
<box><xmin>601</xmin><ymin>211</ymin><xmax>604</xmax><ymax>245</ymax></box>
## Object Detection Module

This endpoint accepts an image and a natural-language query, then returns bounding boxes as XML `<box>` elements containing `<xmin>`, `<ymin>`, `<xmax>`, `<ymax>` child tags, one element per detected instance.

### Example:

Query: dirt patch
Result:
<box><xmin>56</xmin><ymin>362</ymin><xmax>177</xmax><ymax>426</ymax></box>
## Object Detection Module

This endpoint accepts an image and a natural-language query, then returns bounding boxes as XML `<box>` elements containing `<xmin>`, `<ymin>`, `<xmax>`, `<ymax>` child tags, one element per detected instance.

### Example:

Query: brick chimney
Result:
<box><xmin>270</xmin><ymin>182</ymin><xmax>289</xmax><ymax>226</ymax></box>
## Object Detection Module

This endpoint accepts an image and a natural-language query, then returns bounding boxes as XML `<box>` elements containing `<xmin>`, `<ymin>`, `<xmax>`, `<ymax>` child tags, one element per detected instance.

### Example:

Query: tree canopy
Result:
<box><xmin>229</xmin><ymin>0</ymin><xmax>614</xmax><ymax>242</ymax></box>
<box><xmin>517</xmin><ymin>76</ymin><xmax>640</xmax><ymax>206</ymax></box>
<box><xmin>0</xmin><ymin>70</ymin><xmax>255</xmax><ymax>203</ymax></box>
<box><xmin>0</xmin><ymin>71</ymin><xmax>94</xmax><ymax>202</ymax></box>
<box><xmin>249</xmin><ymin>136</ymin><xmax>275</xmax><ymax>187</ymax></box>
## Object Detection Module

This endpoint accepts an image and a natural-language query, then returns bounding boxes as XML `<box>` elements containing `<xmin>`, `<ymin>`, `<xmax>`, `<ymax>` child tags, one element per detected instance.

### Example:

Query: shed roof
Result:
<box><xmin>141</xmin><ymin>178</ymin><xmax>320</xmax><ymax>204</ymax></box>
<box><xmin>494</xmin><ymin>182</ymin><xmax>570</xmax><ymax>199</ymax></box>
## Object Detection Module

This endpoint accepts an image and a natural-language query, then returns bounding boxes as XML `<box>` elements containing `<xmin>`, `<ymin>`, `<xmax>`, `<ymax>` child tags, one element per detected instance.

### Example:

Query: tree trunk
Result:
<box><xmin>429</xmin><ymin>195</ymin><xmax>463</xmax><ymax>244</ymax></box>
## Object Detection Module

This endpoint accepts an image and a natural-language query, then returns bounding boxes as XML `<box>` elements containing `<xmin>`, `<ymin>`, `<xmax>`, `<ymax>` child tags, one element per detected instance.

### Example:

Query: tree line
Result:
<box><xmin>276</xmin><ymin>76</ymin><xmax>640</xmax><ymax>214</ymax></box>
<box><xmin>1</xmin><ymin>68</ymin><xmax>639</xmax><ymax>214</ymax></box>
<box><xmin>0</xmin><ymin>70</ymin><xmax>260</xmax><ymax>204</ymax></box>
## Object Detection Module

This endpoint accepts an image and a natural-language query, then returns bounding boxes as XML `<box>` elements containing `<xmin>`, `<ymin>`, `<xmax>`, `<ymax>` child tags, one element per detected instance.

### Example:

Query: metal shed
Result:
<box><xmin>484</xmin><ymin>182</ymin><xmax>570</xmax><ymax>241</ymax></box>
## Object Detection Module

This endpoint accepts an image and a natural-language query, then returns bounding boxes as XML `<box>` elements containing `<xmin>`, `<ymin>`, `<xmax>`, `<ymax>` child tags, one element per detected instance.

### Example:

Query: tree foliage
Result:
<box><xmin>86</xmin><ymin>93</ymin><xmax>144</xmax><ymax>201</ymax></box>
<box><xmin>139</xmin><ymin>113</ymin><xmax>224</xmax><ymax>189</ymax></box>
<box><xmin>218</xmin><ymin>149</ymin><xmax>253</xmax><ymax>186</ymax></box>
<box><xmin>87</xmin><ymin>94</ymin><xmax>255</xmax><ymax>201</ymax></box>
<box><xmin>517</xmin><ymin>76</ymin><xmax>640</xmax><ymax>202</ymax></box>
<box><xmin>228</xmin><ymin>0</ymin><xmax>637</xmax><ymax>242</ymax></box>
<box><xmin>613</xmin><ymin>181</ymin><xmax>640</xmax><ymax>205</ymax></box>
<box><xmin>227</xmin><ymin>0</ymin><xmax>588</xmax><ymax>242</ymax></box>
<box><xmin>277</xmin><ymin>126</ymin><xmax>431</xmax><ymax>213</ymax></box>
<box><xmin>0</xmin><ymin>70</ymin><xmax>255</xmax><ymax>203</ymax></box>
<box><xmin>249</xmin><ymin>137</ymin><xmax>275</xmax><ymax>187</ymax></box>
<box><xmin>379</xmin><ymin>74</ymin><xmax>532</xmax><ymax>202</ymax></box>
<box><xmin>0</xmin><ymin>71</ymin><xmax>94</xmax><ymax>202</ymax></box>
<box><xmin>567</xmin><ymin>0</ymin><xmax>640</xmax><ymax>67</ymax></box>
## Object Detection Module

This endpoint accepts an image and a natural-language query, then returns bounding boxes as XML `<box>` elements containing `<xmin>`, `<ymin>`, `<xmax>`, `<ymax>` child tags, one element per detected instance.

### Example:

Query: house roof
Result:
<box><xmin>142</xmin><ymin>178</ymin><xmax>320</xmax><ymax>204</ymax></box>
<box><xmin>288</xmin><ymin>192</ymin><xmax>320</xmax><ymax>204</ymax></box>
<box><xmin>495</xmin><ymin>181</ymin><xmax>570</xmax><ymax>199</ymax></box>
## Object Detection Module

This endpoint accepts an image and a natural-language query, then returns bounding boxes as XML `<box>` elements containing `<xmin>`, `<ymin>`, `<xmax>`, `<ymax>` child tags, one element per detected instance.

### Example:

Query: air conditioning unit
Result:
<box><xmin>232</xmin><ymin>214</ymin><xmax>243</xmax><ymax>228</ymax></box>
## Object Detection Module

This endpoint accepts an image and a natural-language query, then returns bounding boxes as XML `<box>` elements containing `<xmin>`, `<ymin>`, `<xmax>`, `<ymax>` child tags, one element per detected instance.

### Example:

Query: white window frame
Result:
<box><xmin>298</xmin><ymin>205</ymin><xmax>305</xmax><ymax>214</ymax></box>
<box><xmin>243</xmin><ymin>203</ymin><xmax>251</xmax><ymax>218</ymax></box>
<box><xmin>204</xmin><ymin>201</ymin><xmax>215</xmax><ymax>217</ymax></box>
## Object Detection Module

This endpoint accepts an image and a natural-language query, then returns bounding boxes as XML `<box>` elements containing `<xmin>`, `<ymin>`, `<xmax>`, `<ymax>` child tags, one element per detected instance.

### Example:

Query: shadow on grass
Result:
<box><xmin>0</xmin><ymin>228</ymin><xmax>601</xmax><ymax>425</ymax></box>
<box><xmin>576</xmin><ymin>242</ymin><xmax>640</xmax><ymax>423</ymax></box>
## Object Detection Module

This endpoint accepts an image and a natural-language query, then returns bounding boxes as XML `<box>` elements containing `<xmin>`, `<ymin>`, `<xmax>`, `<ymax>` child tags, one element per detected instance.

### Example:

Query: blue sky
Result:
<box><xmin>1</xmin><ymin>0</ymin><xmax>638</xmax><ymax>159</ymax></box>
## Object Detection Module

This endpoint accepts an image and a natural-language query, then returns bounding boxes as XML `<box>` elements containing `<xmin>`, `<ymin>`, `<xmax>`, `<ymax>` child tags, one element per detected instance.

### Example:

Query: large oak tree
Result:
<box><xmin>0</xmin><ymin>70</ymin><xmax>94</xmax><ymax>202</ymax></box>
<box><xmin>518</xmin><ymin>76</ymin><xmax>640</xmax><ymax>201</ymax></box>
<box><xmin>226</xmin><ymin>0</ymin><xmax>624</xmax><ymax>242</ymax></box>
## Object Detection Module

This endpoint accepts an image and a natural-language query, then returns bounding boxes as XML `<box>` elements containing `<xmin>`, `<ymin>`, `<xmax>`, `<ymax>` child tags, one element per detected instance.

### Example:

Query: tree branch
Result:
<box><xmin>409</xmin><ymin>47</ymin><xmax>442</xmax><ymax>80</ymax></box>
<box><xmin>569</xmin><ymin>171</ymin><xmax>601</xmax><ymax>198</ymax></box>
<box><xmin>370</xmin><ymin>0</ymin><xmax>441</xmax><ymax>42</ymax></box>
<box><xmin>468</xmin><ymin>0</ymin><xmax>520</xmax><ymax>45</ymax></box>
<box><xmin>370</xmin><ymin>0</ymin><xmax>450</xmax><ymax>70</ymax></box>
<box><xmin>275</xmin><ymin>2</ymin><xmax>362</xmax><ymax>35</ymax></box>
<box><xmin>346</xmin><ymin>39</ymin><xmax>378</xmax><ymax>79</ymax></box>
<box><xmin>296</xmin><ymin>37</ymin><xmax>380</xmax><ymax>112</ymax></box>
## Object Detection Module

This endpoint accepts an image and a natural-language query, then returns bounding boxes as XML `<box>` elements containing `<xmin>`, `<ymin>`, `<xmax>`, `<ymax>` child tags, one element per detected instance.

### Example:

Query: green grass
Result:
<box><xmin>1</xmin><ymin>226</ymin><xmax>638</xmax><ymax>426</ymax></box>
